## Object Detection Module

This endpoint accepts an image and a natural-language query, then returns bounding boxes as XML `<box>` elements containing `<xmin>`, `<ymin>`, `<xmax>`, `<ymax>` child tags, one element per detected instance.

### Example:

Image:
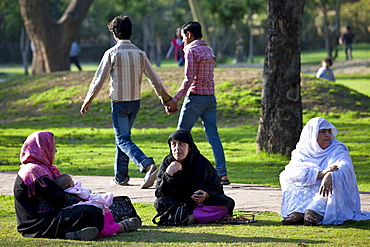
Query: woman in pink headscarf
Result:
<box><xmin>13</xmin><ymin>131</ymin><xmax>139</xmax><ymax>240</ymax></box>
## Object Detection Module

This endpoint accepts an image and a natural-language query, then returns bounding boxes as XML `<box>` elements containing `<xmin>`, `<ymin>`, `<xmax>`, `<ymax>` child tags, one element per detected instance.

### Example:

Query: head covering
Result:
<box><xmin>291</xmin><ymin>117</ymin><xmax>340</xmax><ymax>163</ymax></box>
<box><xmin>18</xmin><ymin>131</ymin><xmax>61</xmax><ymax>196</ymax></box>
<box><xmin>168</xmin><ymin>129</ymin><xmax>199</xmax><ymax>166</ymax></box>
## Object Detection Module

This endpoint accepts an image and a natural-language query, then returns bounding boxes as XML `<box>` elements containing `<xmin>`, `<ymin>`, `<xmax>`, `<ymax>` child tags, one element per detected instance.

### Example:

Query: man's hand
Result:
<box><xmin>319</xmin><ymin>172</ymin><xmax>333</xmax><ymax>197</ymax></box>
<box><xmin>80</xmin><ymin>103</ymin><xmax>90</xmax><ymax>117</ymax></box>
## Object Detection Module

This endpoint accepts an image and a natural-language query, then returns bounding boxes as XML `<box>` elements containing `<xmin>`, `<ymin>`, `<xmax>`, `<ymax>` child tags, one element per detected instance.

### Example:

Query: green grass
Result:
<box><xmin>1</xmin><ymin>195</ymin><xmax>370</xmax><ymax>246</ymax></box>
<box><xmin>336</xmin><ymin>73</ymin><xmax>370</xmax><ymax>97</ymax></box>
<box><xmin>1</xmin><ymin>46</ymin><xmax>370</xmax><ymax>245</ymax></box>
<box><xmin>301</xmin><ymin>43</ymin><xmax>370</xmax><ymax>64</ymax></box>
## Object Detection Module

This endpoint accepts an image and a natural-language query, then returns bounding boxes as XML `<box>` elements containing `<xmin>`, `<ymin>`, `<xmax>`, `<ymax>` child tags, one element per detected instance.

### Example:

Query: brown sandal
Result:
<box><xmin>282</xmin><ymin>212</ymin><xmax>304</xmax><ymax>225</ymax></box>
<box><xmin>220</xmin><ymin>214</ymin><xmax>257</xmax><ymax>224</ymax></box>
<box><xmin>304</xmin><ymin>209</ymin><xmax>323</xmax><ymax>226</ymax></box>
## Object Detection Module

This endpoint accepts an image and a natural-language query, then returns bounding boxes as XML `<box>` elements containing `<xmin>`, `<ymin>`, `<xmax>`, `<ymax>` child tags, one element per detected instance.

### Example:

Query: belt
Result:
<box><xmin>189</xmin><ymin>93</ymin><xmax>214</xmax><ymax>96</ymax></box>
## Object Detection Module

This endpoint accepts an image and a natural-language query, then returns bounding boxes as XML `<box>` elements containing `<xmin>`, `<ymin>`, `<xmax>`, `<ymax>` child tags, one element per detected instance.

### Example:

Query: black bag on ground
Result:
<box><xmin>109</xmin><ymin>196</ymin><xmax>141</xmax><ymax>223</ymax></box>
<box><xmin>152</xmin><ymin>197</ymin><xmax>191</xmax><ymax>226</ymax></box>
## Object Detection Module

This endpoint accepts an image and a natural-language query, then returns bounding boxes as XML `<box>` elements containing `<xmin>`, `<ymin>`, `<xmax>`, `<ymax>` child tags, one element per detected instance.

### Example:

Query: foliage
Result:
<box><xmin>1</xmin><ymin>195</ymin><xmax>370</xmax><ymax>246</ymax></box>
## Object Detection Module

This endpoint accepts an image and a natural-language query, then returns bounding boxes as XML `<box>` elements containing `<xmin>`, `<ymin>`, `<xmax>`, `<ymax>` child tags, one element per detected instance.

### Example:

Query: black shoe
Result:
<box><xmin>65</xmin><ymin>226</ymin><xmax>99</xmax><ymax>241</ymax></box>
<box><xmin>219</xmin><ymin>176</ymin><xmax>231</xmax><ymax>185</ymax></box>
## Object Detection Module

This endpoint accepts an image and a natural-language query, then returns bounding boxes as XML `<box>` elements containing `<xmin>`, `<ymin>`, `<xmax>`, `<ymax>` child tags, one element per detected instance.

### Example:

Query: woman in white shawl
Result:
<box><xmin>280</xmin><ymin>117</ymin><xmax>370</xmax><ymax>225</ymax></box>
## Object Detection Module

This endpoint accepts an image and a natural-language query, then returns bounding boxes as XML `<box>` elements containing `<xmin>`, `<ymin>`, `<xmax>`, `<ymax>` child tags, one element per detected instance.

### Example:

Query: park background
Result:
<box><xmin>1</xmin><ymin>0</ymin><xmax>370</xmax><ymax>246</ymax></box>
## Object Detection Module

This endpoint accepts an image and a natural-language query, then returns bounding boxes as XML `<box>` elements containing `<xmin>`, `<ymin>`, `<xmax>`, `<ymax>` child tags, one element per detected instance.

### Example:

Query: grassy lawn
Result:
<box><xmin>1</xmin><ymin>194</ymin><xmax>369</xmax><ymax>246</ymax></box>
<box><xmin>1</xmin><ymin>46</ymin><xmax>370</xmax><ymax>245</ymax></box>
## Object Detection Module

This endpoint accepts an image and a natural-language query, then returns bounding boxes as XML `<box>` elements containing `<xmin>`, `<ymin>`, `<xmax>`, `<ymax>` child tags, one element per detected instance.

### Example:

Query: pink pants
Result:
<box><xmin>193</xmin><ymin>203</ymin><xmax>229</xmax><ymax>224</ymax></box>
<box><xmin>97</xmin><ymin>211</ymin><xmax>120</xmax><ymax>238</ymax></box>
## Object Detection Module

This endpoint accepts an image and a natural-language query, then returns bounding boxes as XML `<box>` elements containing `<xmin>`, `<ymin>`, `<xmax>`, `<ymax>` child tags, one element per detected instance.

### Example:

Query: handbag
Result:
<box><xmin>152</xmin><ymin>201</ymin><xmax>191</xmax><ymax>226</ymax></box>
<box><xmin>109</xmin><ymin>196</ymin><xmax>141</xmax><ymax>223</ymax></box>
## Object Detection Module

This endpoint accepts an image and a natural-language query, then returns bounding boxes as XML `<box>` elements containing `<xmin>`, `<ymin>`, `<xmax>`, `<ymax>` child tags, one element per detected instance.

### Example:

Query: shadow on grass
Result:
<box><xmin>102</xmin><ymin>227</ymin><xmax>326</xmax><ymax>245</ymax></box>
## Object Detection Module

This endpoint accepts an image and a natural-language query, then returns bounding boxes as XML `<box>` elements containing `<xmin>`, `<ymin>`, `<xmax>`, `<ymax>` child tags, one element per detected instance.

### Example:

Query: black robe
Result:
<box><xmin>13</xmin><ymin>175</ymin><xmax>104</xmax><ymax>239</ymax></box>
<box><xmin>155</xmin><ymin>129</ymin><xmax>235</xmax><ymax>213</ymax></box>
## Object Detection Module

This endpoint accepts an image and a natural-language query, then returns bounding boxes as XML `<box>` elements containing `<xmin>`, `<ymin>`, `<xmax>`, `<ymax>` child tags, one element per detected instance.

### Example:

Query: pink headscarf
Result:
<box><xmin>18</xmin><ymin>131</ymin><xmax>61</xmax><ymax>197</ymax></box>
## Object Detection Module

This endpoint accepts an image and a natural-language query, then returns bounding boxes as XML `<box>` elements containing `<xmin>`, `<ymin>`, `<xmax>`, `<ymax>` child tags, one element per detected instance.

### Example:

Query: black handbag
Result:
<box><xmin>109</xmin><ymin>196</ymin><xmax>141</xmax><ymax>223</ymax></box>
<box><xmin>152</xmin><ymin>198</ymin><xmax>191</xmax><ymax>226</ymax></box>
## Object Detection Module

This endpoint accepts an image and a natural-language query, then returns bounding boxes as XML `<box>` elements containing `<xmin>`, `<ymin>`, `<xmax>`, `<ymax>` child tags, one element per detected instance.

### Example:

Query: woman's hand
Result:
<box><xmin>318</xmin><ymin>165</ymin><xmax>339</xmax><ymax>179</ymax></box>
<box><xmin>191</xmin><ymin>190</ymin><xmax>209</xmax><ymax>203</ymax></box>
<box><xmin>165</xmin><ymin>161</ymin><xmax>182</xmax><ymax>176</ymax></box>
<box><xmin>319</xmin><ymin>172</ymin><xmax>333</xmax><ymax>197</ymax></box>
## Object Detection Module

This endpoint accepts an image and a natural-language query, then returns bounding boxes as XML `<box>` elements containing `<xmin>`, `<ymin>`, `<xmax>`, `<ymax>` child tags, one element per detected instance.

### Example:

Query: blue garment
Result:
<box><xmin>111</xmin><ymin>100</ymin><xmax>154</xmax><ymax>183</ymax></box>
<box><xmin>177</xmin><ymin>95</ymin><xmax>226</xmax><ymax>176</ymax></box>
<box><xmin>316</xmin><ymin>68</ymin><xmax>335</xmax><ymax>81</ymax></box>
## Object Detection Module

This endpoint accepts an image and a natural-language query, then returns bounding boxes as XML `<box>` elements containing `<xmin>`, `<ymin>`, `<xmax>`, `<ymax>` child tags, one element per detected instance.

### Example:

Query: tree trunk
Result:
<box><xmin>188</xmin><ymin>0</ymin><xmax>210</xmax><ymax>44</ymax></box>
<box><xmin>256</xmin><ymin>0</ymin><xmax>305</xmax><ymax>157</ymax></box>
<box><xmin>20</xmin><ymin>27</ymin><xmax>30</xmax><ymax>75</ymax></box>
<box><xmin>18</xmin><ymin>0</ymin><xmax>93</xmax><ymax>74</ymax></box>
<box><xmin>248</xmin><ymin>7</ymin><xmax>254</xmax><ymax>63</ymax></box>
<box><xmin>321</xmin><ymin>1</ymin><xmax>331</xmax><ymax>59</ymax></box>
<box><xmin>332</xmin><ymin>0</ymin><xmax>341</xmax><ymax>60</ymax></box>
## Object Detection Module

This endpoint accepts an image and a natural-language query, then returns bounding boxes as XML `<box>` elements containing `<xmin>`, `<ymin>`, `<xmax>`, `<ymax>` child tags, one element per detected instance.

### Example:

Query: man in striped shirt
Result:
<box><xmin>166</xmin><ymin>21</ymin><xmax>230</xmax><ymax>185</ymax></box>
<box><xmin>80</xmin><ymin>16</ymin><xmax>177</xmax><ymax>189</ymax></box>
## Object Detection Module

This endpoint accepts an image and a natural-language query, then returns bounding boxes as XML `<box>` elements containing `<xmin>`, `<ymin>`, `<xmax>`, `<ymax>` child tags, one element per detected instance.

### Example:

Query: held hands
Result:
<box><xmin>319</xmin><ymin>172</ymin><xmax>333</xmax><ymax>197</ymax></box>
<box><xmin>164</xmin><ymin>100</ymin><xmax>178</xmax><ymax>115</ymax></box>
<box><xmin>165</xmin><ymin>161</ymin><xmax>182</xmax><ymax>176</ymax></box>
<box><xmin>191</xmin><ymin>190</ymin><xmax>209</xmax><ymax>203</ymax></box>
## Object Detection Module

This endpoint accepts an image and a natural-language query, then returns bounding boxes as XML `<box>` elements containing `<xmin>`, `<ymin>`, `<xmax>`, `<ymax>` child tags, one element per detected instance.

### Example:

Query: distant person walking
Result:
<box><xmin>69</xmin><ymin>41</ymin><xmax>82</xmax><ymax>71</ymax></box>
<box><xmin>233</xmin><ymin>32</ymin><xmax>245</xmax><ymax>64</ymax></box>
<box><xmin>165</xmin><ymin>21</ymin><xmax>230</xmax><ymax>185</ymax></box>
<box><xmin>316</xmin><ymin>57</ymin><xmax>335</xmax><ymax>82</ymax></box>
<box><xmin>166</xmin><ymin>27</ymin><xmax>184</xmax><ymax>66</ymax></box>
<box><xmin>339</xmin><ymin>26</ymin><xmax>355</xmax><ymax>60</ymax></box>
<box><xmin>80</xmin><ymin>16</ymin><xmax>177</xmax><ymax>189</ymax></box>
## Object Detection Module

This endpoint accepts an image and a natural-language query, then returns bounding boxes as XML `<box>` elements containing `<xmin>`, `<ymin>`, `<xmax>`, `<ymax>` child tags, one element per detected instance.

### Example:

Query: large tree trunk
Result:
<box><xmin>18</xmin><ymin>0</ymin><xmax>93</xmax><ymax>74</ymax></box>
<box><xmin>256</xmin><ymin>0</ymin><xmax>305</xmax><ymax>156</ymax></box>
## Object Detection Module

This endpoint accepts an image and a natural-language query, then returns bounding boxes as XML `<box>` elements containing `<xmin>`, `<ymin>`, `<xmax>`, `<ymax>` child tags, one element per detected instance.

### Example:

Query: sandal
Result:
<box><xmin>118</xmin><ymin>217</ymin><xmax>141</xmax><ymax>233</ymax></box>
<box><xmin>304</xmin><ymin>209</ymin><xmax>323</xmax><ymax>226</ymax></box>
<box><xmin>220</xmin><ymin>214</ymin><xmax>257</xmax><ymax>224</ymax></box>
<box><xmin>282</xmin><ymin>212</ymin><xmax>304</xmax><ymax>225</ymax></box>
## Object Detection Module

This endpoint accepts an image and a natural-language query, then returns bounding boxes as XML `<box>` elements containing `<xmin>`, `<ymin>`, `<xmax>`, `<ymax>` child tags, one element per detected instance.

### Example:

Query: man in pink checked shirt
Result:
<box><xmin>166</xmin><ymin>21</ymin><xmax>230</xmax><ymax>185</ymax></box>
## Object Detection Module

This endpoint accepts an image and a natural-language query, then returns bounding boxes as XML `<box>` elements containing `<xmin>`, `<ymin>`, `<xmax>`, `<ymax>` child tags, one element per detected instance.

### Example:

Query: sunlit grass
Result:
<box><xmin>1</xmin><ymin>195</ymin><xmax>370</xmax><ymax>246</ymax></box>
<box><xmin>336</xmin><ymin>73</ymin><xmax>370</xmax><ymax>97</ymax></box>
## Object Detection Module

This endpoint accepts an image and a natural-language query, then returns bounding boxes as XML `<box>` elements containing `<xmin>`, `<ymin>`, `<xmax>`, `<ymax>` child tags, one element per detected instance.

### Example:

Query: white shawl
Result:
<box><xmin>280</xmin><ymin>117</ymin><xmax>370</xmax><ymax>225</ymax></box>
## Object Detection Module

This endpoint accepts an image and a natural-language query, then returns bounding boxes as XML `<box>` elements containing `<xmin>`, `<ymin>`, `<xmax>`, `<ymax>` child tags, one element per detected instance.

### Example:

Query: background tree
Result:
<box><xmin>18</xmin><ymin>0</ymin><xmax>93</xmax><ymax>74</ymax></box>
<box><xmin>256</xmin><ymin>0</ymin><xmax>306</xmax><ymax>156</ymax></box>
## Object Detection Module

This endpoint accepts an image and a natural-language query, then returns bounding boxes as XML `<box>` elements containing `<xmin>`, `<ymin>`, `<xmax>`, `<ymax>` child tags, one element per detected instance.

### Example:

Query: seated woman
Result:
<box><xmin>13</xmin><ymin>131</ymin><xmax>139</xmax><ymax>241</ymax></box>
<box><xmin>280</xmin><ymin>117</ymin><xmax>370</xmax><ymax>226</ymax></box>
<box><xmin>154</xmin><ymin>129</ymin><xmax>235</xmax><ymax>224</ymax></box>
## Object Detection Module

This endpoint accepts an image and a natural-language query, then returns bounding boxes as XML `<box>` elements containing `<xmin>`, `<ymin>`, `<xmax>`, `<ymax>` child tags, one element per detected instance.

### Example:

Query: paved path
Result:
<box><xmin>2</xmin><ymin>172</ymin><xmax>370</xmax><ymax>214</ymax></box>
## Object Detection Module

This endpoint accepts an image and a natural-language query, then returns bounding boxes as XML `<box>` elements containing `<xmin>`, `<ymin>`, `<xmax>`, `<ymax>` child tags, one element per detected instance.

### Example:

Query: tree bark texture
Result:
<box><xmin>256</xmin><ymin>0</ymin><xmax>305</xmax><ymax>156</ymax></box>
<box><xmin>18</xmin><ymin>0</ymin><xmax>93</xmax><ymax>74</ymax></box>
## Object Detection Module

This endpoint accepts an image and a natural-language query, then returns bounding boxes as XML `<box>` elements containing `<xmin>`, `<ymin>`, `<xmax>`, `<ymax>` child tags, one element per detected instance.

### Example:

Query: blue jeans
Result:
<box><xmin>177</xmin><ymin>95</ymin><xmax>227</xmax><ymax>176</ymax></box>
<box><xmin>111</xmin><ymin>100</ymin><xmax>154</xmax><ymax>183</ymax></box>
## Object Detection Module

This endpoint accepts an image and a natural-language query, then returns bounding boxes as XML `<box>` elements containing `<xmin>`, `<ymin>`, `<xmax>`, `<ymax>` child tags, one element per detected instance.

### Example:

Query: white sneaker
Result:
<box><xmin>140</xmin><ymin>165</ymin><xmax>158</xmax><ymax>189</ymax></box>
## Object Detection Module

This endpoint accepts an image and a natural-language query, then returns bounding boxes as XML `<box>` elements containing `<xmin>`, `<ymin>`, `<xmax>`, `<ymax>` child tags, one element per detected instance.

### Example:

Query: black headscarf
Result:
<box><xmin>155</xmin><ymin>129</ymin><xmax>234</xmax><ymax>211</ymax></box>
<box><xmin>167</xmin><ymin>129</ymin><xmax>199</xmax><ymax>170</ymax></box>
